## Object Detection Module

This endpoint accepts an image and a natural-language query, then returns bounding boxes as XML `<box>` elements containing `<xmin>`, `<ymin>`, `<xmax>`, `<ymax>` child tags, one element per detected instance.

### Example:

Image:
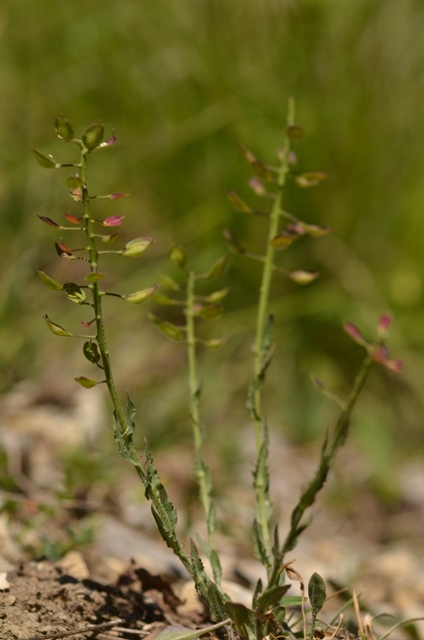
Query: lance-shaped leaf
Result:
<box><xmin>197</xmin><ymin>254</ymin><xmax>229</xmax><ymax>280</ymax></box>
<box><xmin>83</xmin><ymin>341</ymin><xmax>101</xmax><ymax>364</ymax></box>
<box><xmin>194</xmin><ymin>303</ymin><xmax>223</xmax><ymax>320</ymax></box>
<box><xmin>36</xmin><ymin>268</ymin><xmax>63</xmax><ymax>291</ymax></box>
<box><xmin>55</xmin><ymin>115</ymin><xmax>74</xmax><ymax>142</ymax></box>
<box><xmin>169</xmin><ymin>244</ymin><xmax>187</xmax><ymax>268</ymax></box>
<box><xmin>227</xmin><ymin>191</ymin><xmax>253</xmax><ymax>214</ymax></box>
<box><xmin>103</xmin><ymin>215</ymin><xmax>124</xmax><ymax>227</ymax></box>
<box><xmin>159</xmin><ymin>273</ymin><xmax>181</xmax><ymax>291</ymax></box>
<box><xmin>308</xmin><ymin>572</ymin><xmax>326</xmax><ymax>615</ymax></box>
<box><xmin>64</xmin><ymin>282</ymin><xmax>86</xmax><ymax>304</ymax></box>
<box><xmin>225</xmin><ymin>602</ymin><xmax>253</xmax><ymax>640</ymax></box>
<box><xmin>42</xmin><ymin>314</ymin><xmax>73</xmax><ymax>337</ymax></box>
<box><xmin>82</xmin><ymin>122</ymin><xmax>104</xmax><ymax>150</ymax></box>
<box><xmin>285</xmin><ymin>124</ymin><xmax>305</xmax><ymax>141</ymax></box>
<box><xmin>123</xmin><ymin>284</ymin><xmax>158</xmax><ymax>304</ymax></box>
<box><xmin>64</xmin><ymin>211</ymin><xmax>81</xmax><ymax>224</ymax></box>
<box><xmin>147</xmin><ymin>312</ymin><xmax>183</xmax><ymax>341</ymax></box>
<box><xmin>288</xmin><ymin>270</ymin><xmax>319</xmax><ymax>285</ymax></box>
<box><xmin>74</xmin><ymin>376</ymin><xmax>98</xmax><ymax>389</ymax></box>
<box><xmin>31</xmin><ymin>147</ymin><xmax>60</xmax><ymax>169</ymax></box>
<box><xmin>270</xmin><ymin>232</ymin><xmax>294</xmax><ymax>249</ymax></box>
<box><xmin>38</xmin><ymin>215</ymin><xmax>60</xmax><ymax>228</ymax></box>
<box><xmin>295</xmin><ymin>172</ymin><xmax>328</xmax><ymax>188</ymax></box>
<box><xmin>257</xmin><ymin>585</ymin><xmax>291</xmax><ymax>610</ymax></box>
<box><xmin>146</xmin><ymin>621</ymin><xmax>230</xmax><ymax>640</ymax></box>
<box><xmin>85</xmin><ymin>271</ymin><xmax>106</xmax><ymax>283</ymax></box>
<box><xmin>121</xmin><ymin>236</ymin><xmax>153</xmax><ymax>257</ymax></box>
<box><xmin>65</xmin><ymin>175</ymin><xmax>83</xmax><ymax>189</ymax></box>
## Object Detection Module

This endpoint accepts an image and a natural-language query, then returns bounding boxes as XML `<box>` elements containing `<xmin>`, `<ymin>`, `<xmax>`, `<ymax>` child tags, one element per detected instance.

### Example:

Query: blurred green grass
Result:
<box><xmin>2</xmin><ymin>0</ymin><xmax>424</xmax><ymax>491</ymax></box>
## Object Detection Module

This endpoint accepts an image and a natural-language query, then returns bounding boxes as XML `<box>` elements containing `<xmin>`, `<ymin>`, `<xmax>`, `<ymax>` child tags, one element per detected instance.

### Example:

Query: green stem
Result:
<box><xmin>252</xmin><ymin>97</ymin><xmax>295</xmax><ymax>563</ymax></box>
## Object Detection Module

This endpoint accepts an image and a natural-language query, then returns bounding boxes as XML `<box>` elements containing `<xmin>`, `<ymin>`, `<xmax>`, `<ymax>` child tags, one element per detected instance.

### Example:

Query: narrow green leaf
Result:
<box><xmin>280</xmin><ymin>596</ymin><xmax>304</xmax><ymax>607</ymax></box>
<box><xmin>82</xmin><ymin>122</ymin><xmax>104</xmax><ymax>150</ymax></box>
<box><xmin>55</xmin><ymin>115</ymin><xmax>74</xmax><ymax>141</ymax></box>
<box><xmin>36</xmin><ymin>268</ymin><xmax>63</xmax><ymax>291</ymax></box>
<box><xmin>64</xmin><ymin>282</ymin><xmax>86</xmax><ymax>304</ymax></box>
<box><xmin>126</xmin><ymin>392</ymin><xmax>137</xmax><ymax>435</ymax></box>
<box><xmin>121</xmin><ymin>236</ymin><xmax>153</xmax><ymax>257</ymax></box>
<box><xmin>83</xmin><ymin>341</ymin><xmax>101</xmax><ymax>365</ymax></box>
<box><xmin>149</xmin><ymin>620</ymin><xmax>230</xmax><ymax>640</ymax></box>
<box><xmin>31</xmin><ymin>147</ymin><xmax>60</xmax><ymax>169</ymax></box>
<box><xmin>123</xmin><ymin>284</ymin><xmax>158</xmax><ymax>304</ymax></box>
<box><xmin>209</xmin><ymin>550</ymin><xmax>222</xmax><ymax>587</ymax></box>
<box><xmin>169</xmin><ymin>244</ymin><xmax>188</xmax><ymax>268</ymax></box>
<box><xmin>308</xmin><ymin>572</ymin><xmax>326</xmax><ymax>614</ymax></box>
<box><xmin>207</xmin><ymin>581</ymin><xmax>227</xmax><ymax>622</ymax></box>
<box><xmin>257</xmin><ymin>585</ymin><xmax>291</xmax><ymax>610</ymax></box>
<box><xmin>42</xmin><ymin>314</ymin><xmax>73</xmax><ymax>337</ymax></box>
<box><xmin>74</xmin><ymin>376</ymin><xmax>98</xmax><ymax>389</ymax></box>
<box><xmin>252</xmin><ymin>519</ymin><xmax>269</xmax><ymax>567</ymax></box>
<box><xmin>225</xmin><ymin>602</ymin><xmax>254</xmax><ymax>640</ymax></box>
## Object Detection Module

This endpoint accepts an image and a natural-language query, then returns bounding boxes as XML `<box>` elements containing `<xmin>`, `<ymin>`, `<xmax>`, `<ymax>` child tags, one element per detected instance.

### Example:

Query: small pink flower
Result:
<box><xmin>378</xmin><ymin>314</ymin><xmax>392</xmax><ymax>334</ymax></box>
<box><xmin>343</xmin><ymin>322</ymin><xmax>364</xmax><ymax>345</ymax></box>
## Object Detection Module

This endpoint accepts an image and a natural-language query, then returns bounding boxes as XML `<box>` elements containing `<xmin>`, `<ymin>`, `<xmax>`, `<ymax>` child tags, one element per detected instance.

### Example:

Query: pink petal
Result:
<box><xmin>103</xmin><ymin>215</ymin><xmax>125</xmax><ymax>227</ymax></box>
<box><xmin>109</xmin><ymin>192</ymin><xmax>128</xmax><ymax>200</ymax></box>
<box><xmin>378</xmin><ymin>314</ymin><xmax>392</xmax><ymax>333</ymax></box>
<box><xmin>343</xmin><ymin>322</ymin><xmax>364</xmax><ymax>344</ymax></box>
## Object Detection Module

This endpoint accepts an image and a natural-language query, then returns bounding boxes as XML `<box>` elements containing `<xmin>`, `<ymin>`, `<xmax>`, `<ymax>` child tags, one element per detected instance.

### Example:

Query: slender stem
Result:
<box><xmin>251</xmin><ymin>98</ymin><xmax>295</xmax><ymax>563</ymax></box>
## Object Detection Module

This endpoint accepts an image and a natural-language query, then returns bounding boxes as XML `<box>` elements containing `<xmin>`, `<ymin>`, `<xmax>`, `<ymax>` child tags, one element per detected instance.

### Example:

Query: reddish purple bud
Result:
<box><xmin>384</xmin><ymin>359</ymin><xmax>403</xmax><ymax>373</ymax></box>
<box><xmin>378</xmin><ymin>314</ymin><xmax>392</xmax><ymax>334</ymax></box>
<box><xmin>100</xmin><ymin>131</ymin><xmax>117</xmax><ymax>147</ymax></box>
<box><xmin>65</xmin><ymin>212</ymin><xmax>80</xmax><ymax>225</ymax></box>
<box><xmin>80</xmin><ymin>320</ymin><xmax>92</xmax><ymax>328</ymax></box>
<box><xmin>109</xmin><ymin>192</ymin><xmax>128</xmax><ymax>200</ymax></box>
<box><xmin>38</xmin><ymin>215</ymin><xmax>59</xmax><ymax>228</ymax></box>
<box><xmin>371</xmin><ymin>344</ymin><xmax>390</xmax><ymax>362</ymax></box>
<box><xmin>103</xmin><ymin>215</ymin><xmax>125</xmax><ymax>227</ymax></box>
<box><xmin>343</xmin><ymin>322</ymin><xmax>364</xmax><ymax>344</ymax></box>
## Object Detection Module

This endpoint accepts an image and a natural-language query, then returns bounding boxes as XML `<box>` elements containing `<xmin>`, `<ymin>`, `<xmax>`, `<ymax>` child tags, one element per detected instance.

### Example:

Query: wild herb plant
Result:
<box><xmin>33</xmin><ymin>106</ymin><xmax>402</xmax><ymax>640</ymax></box>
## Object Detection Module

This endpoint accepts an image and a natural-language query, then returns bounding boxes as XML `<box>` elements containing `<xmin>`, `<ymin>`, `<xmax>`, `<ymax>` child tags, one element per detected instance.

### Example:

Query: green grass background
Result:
<box><xmin>2</xmin><ymin>0</ymin><xmax>424</xmax><ymax>497</ymax></box>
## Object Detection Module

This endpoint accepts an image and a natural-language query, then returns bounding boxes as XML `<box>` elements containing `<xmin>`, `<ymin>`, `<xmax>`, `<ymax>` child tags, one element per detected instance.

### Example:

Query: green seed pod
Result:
<box><xmin>122</xmin><ymin>284</ymin><xmax>158</xmax><ymax>304</ymax></box>
<box><xmin>36</xmin><ymin>268</ymin><xmax>63</xmax><ymax>291</ymax></box>
<box><xmin>168</xmin><ymin>244</ymin><xmax>187</xmax><ymax>268</ymax></box>
<box><xmin>75</xmin><ymin>376</ymin><xmax>98</xmax><ymax>388</ymax></box>
<box><xmin>31</xmin><ymin>147</ymin><xmax>60</xmax><ymax>169</ymax></box>
<box><xmin>83</xmin><ymin>341</ymin><xmax>101</xmax><ymax>364</ymax></box>
<box><xmin>121</xmin><ymin>236</ymin><xmax>153</xmax><ymax>257</ymax></box>
<box><xmin>55</xmin><ymin>115</ymin><xmax>74</xmax><ymax>141</ymax></box>
<box><xmin>82</xmin><ymin>122</ymin><xmax>104</xmax><ymax>150</ymax></box>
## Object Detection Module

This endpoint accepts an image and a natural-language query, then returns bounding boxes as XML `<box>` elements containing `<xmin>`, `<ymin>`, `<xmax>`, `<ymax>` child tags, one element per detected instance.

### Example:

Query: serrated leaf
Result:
<box><xmin>121</xmin><ymin>236</ymin><xmax>153</xmax><ymax>257</ymax></box>
<box><xmin>198</xmin><ymin>254</ymin><xmax>229</xmax><ymax>280</ymax></box>
<box><xmin>252</xmin><ymin>519</ymin><xmax>269</xmax><ymax>567</ymax></box>
<box><xmin>65</xmin><ymin>175</ymin><xmax>83</xmax><ymax>189</ymax></box>
<box><xmin>82</xmin><ymin>122</ymin><xmax>104</xmax><ymax>150</ymax></box>
<box><xmin>308</xmin><ymin>572</ymin><xmax>326</xmax><ymax>614</ymax></box>
<box><xmin>64</xmin><ymin>282</ymin><xmax>86</xmax><ymax>304</ymax></box>
<box><xmin>126</xmin><ymin>392</ymin><xmax>136</xmax><ymax>434</ymax></box>
<box><xmin>227</xmin><ymin>191</ymin><xmax>253</xmax><ymax>214</ymax></box>
<box><xmin>295</xmin><ymin>172</ymin><xmax>327</xmax><ymax>188</ymax></box>
<box><xmin>55</xmin><ymin>115</ymin><xmax>74</xmax><ymax>141</ymax></box>
<box><xmin>74</xmin><ymin>376</ymin><xmax>98</xmax><ymax>389</ymax></box>
<box><xmin>84</xmin><ymin>272</ymin><xmax>106</xmax><ymax>283</ymax></box>
<box><xmin>42</xmin><ymin>314</ymin><xmax>73</xmax><ymax>337</ymax></box>
<box><xmin>31</xmin><ymin>147</ymin><xmax>59</xmax><ymax>169</ymax></box>
<box><xmin>207</xmin><ymin>581</ymin><xmax>227</xmax><ymax>621</ymax></box>
<box><xmin>123</xmin><ymin>284</ymin><xmax>158</xmax><ymax>304</ymax></box>
<box><xmin>147</xmin><ymin>313</ymin><xmax>183</xmax><ymax>341</ymax></box>
<box><xmin>83</xmin><ymin>341</ymin><xmax>101</xmax><ymax>364</ymax></box>
<box><xmin>36</xmin><ymin>268</ymin><xmax>63</xmax><ymax>291</ymax></box>
<box><xmin>169</xmin><ymin>244</ymin><xmax>188</xmax><ymax>268</ymax></box>
<box><xmin>257</xmin><ymin>585</ymin><xmax>291</xmax><ymax>610</ymax></box>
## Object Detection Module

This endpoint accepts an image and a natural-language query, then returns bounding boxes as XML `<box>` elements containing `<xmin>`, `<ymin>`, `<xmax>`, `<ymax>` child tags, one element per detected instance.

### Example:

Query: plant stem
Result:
<box><xmin>252</xmin><ymin>97</ymin><xmax>295</xmax><ymax>562</ymax></box>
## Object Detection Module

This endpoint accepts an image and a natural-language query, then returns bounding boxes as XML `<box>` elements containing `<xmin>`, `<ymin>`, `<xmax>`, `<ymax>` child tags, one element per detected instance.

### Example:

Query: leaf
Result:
<box><xmin>121</xmin><ymin>236</ymin><xmax>153</xmax><ymax>257</ymax></box>
<box><xmin>169</xmin><ymin>245</ymin><xmax>188</xmax><ymax>268</ymax></box>
<box><xmin>31</xmin><ymin>147</ymin><xmax>60</xmax><ymax>169</ymax></box>
<box><xmin>147</xmin><ymin>312</ymin><xmax>183</xmax><ymax>341</ymax></box>
<box><xmin>227</xmin><ymin>191</ymin><xmax>253</xmax><ymax>214</ymax></box>
<box><xmin>55</xmin><ymin>115</ymin><xmax>75</xmax><ymax>141</ymax></box>
<box><xmin>84</xmin><ymin>272</ymin><xmax>106</xmax><ymax>283</ymax></box>
<box><xmin>103</xmin><ymin>215</ymin><xmax>125</xmax><ymax>227</ymax></box>
<box><xmin>74</xmin><ymin>376</ymin><xmax>98</xmax><ymax>389</ymax></box>
<box><xmin>64</xmin><ymin>282</ymin><xmax>87</xmax><ymax>304</ymax></box>
<box><xmin>308</xmin><ymin>572</ymin><xmax>326</xmax><ymax>615</ymax></box>
<box><xmin>252</xmin><ymin>519</ymin><xmax>269</xmax><ymax>568</ymax></box>
<box><xmin>123</xmin><ymin>284</ymin><xmax>158</xmax><ymax>304</ymax></box>
<box><xmin>209</xmin><ymin>549</ymin><xmax>222</xmax><ymax>587</ymax></box>
<box><xmin>82</xmin><ymin>122</ymin><xmax>104</xmax><ymax>150</ymax></box>
<box><xmin>146</xmin><ymin>620</ymin><xmax>230</xmax><ymax>640</ymax></box>
<box><xmin>280</xmin><ymin>596</ymin><xmax>304</xmax><ymax>607</ymax></box>
<box><xmin>36</xmin><ymin>268</ymin><xmax>63</xmax><ymax>291</ymax></box>
<box><xmin>198</xmin><ymin>254</ymin><xmax>229</xmax><ymax>280</ymax></box>
<box><xmin>65</xmin><ymin>175</ymin><xmax>84</xmax><ymax>190</ymax></box>
<box><xmin>225</xmin><ymin>602</ymin><xmax>254</xmax><ymax>640</ymax></box>
<box><xmin>257</xmin><ymin>585</ymin><xmax>291</xmax><ymax>610</ymax></box>
<box><xmin>295</xmin><ymin>172</ymin><xmax>327</xmax><ymax>188</ymax></box>
<box><xmin>37</xmin><ymin>215</ymin><xmax>60</xmax><ymax>228</ymax></box>
<box><xmin>288</xmin><ymin>270</ymin><xmax>319</xmax><ymax>285</ymax></box>
<box><xmin>42</xmin><ymin>314</ymin><xmax>73</xmax><ymax>337</ymax></box>
<box><xmin>207</xmin><ymin>581</ymin><xmax>227</xmax><ymax>622</ymax></box>
<box><xmin>83</xmin><ymin>341</ymin><xmax>101</xmax><ymax>364</ymax></box>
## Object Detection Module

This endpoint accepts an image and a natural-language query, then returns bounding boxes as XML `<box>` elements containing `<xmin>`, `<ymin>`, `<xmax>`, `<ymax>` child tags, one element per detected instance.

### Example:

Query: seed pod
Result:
<box><xmin>82</xmin><ymin>123</ymin><xmax>104</xmax><ymax>150</ymax></box>
<box><xmin>55</xmin><ymin>115</ymin><xmax>74</xmax><ymax>141</ymax></box>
